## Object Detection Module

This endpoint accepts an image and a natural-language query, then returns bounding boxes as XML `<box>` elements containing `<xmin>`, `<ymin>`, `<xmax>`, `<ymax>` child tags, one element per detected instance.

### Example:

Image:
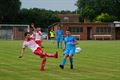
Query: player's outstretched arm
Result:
<box><xmin>19</xmin><ymin>48</ymin><xmax>25</xmax><ymax>58</ymax></box>
<box><xmin>31</xmin><ymin>23</ymin><xmax>36</xmax><ymax>31</ymax></box>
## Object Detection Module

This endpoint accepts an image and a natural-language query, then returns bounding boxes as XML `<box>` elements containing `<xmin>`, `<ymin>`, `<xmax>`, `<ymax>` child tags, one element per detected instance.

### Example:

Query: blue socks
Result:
<box><xmin>57</xmin><ymin>42</ymin><xmax>62</xmax><ymax>49</ymax></box>
<box><xmin>57</xmin><ymin>42</ymin><xmax>59</xmax><ymax>48</ymax></box>
<box><xmin>61</xmin><ymin>58</ymin><xmax>73</xmax><ymax>66</ymax></box>
<box><xmin>69</xmin><ymin>58</ymin><xmax>73</xmax><ymax>65</ymax></box>
<box><xmin>61</xmin><ymin>58</ymin><xmax>66</xmax><ymax>65</ymax></box>
<box><xmin>59</xmin><ymin>42</ymin><xmax>62</xmax><ymax>49</ymax></box>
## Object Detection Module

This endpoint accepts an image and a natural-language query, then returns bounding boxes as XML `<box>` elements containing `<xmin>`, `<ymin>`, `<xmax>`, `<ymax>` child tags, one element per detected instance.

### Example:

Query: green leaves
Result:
<box><xmin>80</xmin><ymin>6</ymin><xmax>95</xmax><ymax>20</ymax></box>
<box><xmin>16</xmin><ymin>8</ymin><xmax>60</xmax><ymax>28</ymax></box>
<box><xmin>95</xmin><ymin>13</ymin><xmax>117</xmax><ymax>22</ymax></box>
<box><xmin>0</xmin><ymin>0</ymin><xmax>21</xmax><ymax>23</ymax></box>
<box><xmin>76</xmin><ymin>0</ymin><xmax>120</xmax><ymax>22</ymax></box>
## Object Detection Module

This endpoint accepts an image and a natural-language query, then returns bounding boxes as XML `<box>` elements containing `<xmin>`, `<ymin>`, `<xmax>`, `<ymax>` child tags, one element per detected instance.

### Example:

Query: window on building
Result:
<box><xmin>64</xmin><ymin>17</ymin><xmax>69</xmax><ymax>22</ymax></box>
<box><xmin>69</xmin><ymin>27</ymin><xmax>83</xmax><ymax>33</ymax></box>
<box><xmin>107</xmin><ymin>27</ymin><xmax>111</xmax><ymax>32</ymax></box>
<box><xmin>96</xmin><ymin>27</ymin><xmax>111</xmax><ymax>34</ymax></box>
<box><xmin>64</xmin><ymin>17</ymin><xmax>69</xmax><ymax>20</ymax></box>
<box><xmin>80</xmin><ymin>27</ymin><xmax>83</xmax><ymax>32</ymax></box>
<box><xmin>96</xmin><ymin>27</ymin><xmax>100</xmax><ymax>33</ymax></box>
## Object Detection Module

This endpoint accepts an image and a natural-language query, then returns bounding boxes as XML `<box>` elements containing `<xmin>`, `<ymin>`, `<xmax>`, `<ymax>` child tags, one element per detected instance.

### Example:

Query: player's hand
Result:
<box><xmin>18</xmin><ymin>56</ymin><xmax>23</xmax><ymax>58</ymax></box>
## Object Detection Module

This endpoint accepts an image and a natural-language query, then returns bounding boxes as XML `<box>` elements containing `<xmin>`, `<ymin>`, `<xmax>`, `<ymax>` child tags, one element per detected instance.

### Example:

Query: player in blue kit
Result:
<box><xmin>56</xmin><ymin>25</ymin><xmax>63</xmax><ymax>49</ymax></box>
<box><xmin>59</xmin><ymin>29</ymin><xmax>78</xmax><ymax>69</ymax></box>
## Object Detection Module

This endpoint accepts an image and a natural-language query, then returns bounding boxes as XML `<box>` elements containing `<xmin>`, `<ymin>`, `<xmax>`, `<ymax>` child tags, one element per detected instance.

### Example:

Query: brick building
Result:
<box><xmin>48</xmin><ymin>22</ymin><xmax>120</xmax><ymax>40</ymax></box>
<box><xmin>48</xmin><ymin>14</ymin><xmax>120</xmax><ymax>40</ymax></box>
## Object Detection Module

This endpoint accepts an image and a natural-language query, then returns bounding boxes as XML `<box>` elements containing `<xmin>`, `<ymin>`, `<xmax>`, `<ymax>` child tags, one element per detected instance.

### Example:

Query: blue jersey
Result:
<box><xmin>56</xmin><ymin>29</ymin><xmax>63</xmax><ymax>38</ymax></box>
<box><xmin>64</xmin><ymin>35</ymin><xmax>76</xmax><ymax>49</ymax></box>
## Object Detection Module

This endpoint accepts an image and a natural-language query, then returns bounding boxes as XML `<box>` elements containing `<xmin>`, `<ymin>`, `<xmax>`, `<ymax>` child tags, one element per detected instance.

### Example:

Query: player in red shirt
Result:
<box><xmin>19</xmin><ymin>32</ymin><xmax>58</xmax><ymax>71</ymax></box>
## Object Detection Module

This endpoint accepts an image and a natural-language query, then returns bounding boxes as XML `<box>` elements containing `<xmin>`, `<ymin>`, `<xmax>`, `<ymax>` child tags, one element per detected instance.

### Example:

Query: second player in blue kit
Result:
<box><xmin>56</xmin><ymin>25</ymin><xmax>63</xmax><ymax>49</ymax></box>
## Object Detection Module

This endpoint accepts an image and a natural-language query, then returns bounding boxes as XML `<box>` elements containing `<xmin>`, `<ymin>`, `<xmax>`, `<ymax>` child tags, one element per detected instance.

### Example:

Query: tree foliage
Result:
<box><xmin>16</xmin><ymin>8</ymin><xmax>60</xmax><ymax>28</ymax></box>
<box><xmin>76</xmin><ymin>0</ymin><xmax>120</xmax><ymax>22</ymax></box>
<box><xmin>0</xmin><ymin>0</ymin><xmax>21</xmax><ymax>23</ymax></box>
<box><xmin>95</xmin><ymin>13</ymin><xmax>117</xmax><ymax>22</ymax></box>
<box><xmin>0</xmin><ymin>0</ymin><xmax>80</xmax><ymax>28</ymax></box>
<box><xmin>0</xmin><ymin>0</ymin><xmax>60</xmax><ymax>28</ymax></box>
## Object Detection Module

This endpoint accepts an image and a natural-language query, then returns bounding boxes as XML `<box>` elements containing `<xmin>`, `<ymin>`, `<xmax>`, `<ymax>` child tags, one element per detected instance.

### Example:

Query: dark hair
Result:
<box><xmin>66</xmin><ymin>28</ymin><xmax>71</xmax><ymax>32</ymax></box>
<box><xmin>58</xmin><ymin>23</ymin><xmax>62</xmax><ymax>27</ymax></box>
<box><xmin>24</xmin><ymin>32</ymin><xmax>30</xmax><ymax>37</ymax></box>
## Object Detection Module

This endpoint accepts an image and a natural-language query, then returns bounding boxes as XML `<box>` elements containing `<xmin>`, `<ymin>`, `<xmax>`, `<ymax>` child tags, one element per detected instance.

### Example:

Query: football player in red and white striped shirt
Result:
<box><xmin>19</xmin><ymin>32</ymin><xmax>58</xmax><ymax>71</ymax></box>
<box><xmin>31</xmin><ymin>23</ymin><xmax>43</xmax><ymax>47</ymax></box>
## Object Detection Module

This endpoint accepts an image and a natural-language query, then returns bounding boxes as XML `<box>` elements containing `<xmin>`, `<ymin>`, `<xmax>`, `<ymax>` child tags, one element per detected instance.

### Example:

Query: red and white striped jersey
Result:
<box><xmin>22</xmin><ymin>38</ymin><xmax>39</xmax><ymax>52</ymax></box>
<box><xmin>32</xmin><ymin>31</ymin><xmax>42</xmax><ymax>41</ymax></box>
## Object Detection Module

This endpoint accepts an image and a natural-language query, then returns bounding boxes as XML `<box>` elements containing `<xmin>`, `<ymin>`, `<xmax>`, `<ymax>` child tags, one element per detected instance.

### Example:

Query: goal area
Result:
<box><xmin>0</xmin><ymin>24</ymin><xmax>30</xmax><ymax>40</ymax></box>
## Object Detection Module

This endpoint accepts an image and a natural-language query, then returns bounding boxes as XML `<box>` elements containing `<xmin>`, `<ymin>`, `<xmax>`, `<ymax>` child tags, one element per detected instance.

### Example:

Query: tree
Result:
<box><xmin>95</xmin><ymin>13</ymin><xmax>117</xmax><ymax>22</ymax></box>
<box><xmin>0</xmin><ymin>0</ymin><xmax>21</xmax><ymax>23</ymax></box>
<box><xmin>80</xmin><ymin>6</ymin><xmax>95</xmax><ymax>20</ymax></box>
<box><xmin>16</xmin><ymin>8</ymin><xmax>60</xmax><ymax>28</ymax></box>
<box><xmin>76</xmin><ymin>0</ymin><xmax>120</xmax><ymax>22</ymax></box>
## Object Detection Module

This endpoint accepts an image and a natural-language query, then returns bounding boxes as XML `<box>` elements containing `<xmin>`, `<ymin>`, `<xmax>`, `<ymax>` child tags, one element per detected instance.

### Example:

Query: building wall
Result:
<box><xmin>50</xmin><ymin>22</ymin><xmax>115</xmax><ymax>40</ymax></box>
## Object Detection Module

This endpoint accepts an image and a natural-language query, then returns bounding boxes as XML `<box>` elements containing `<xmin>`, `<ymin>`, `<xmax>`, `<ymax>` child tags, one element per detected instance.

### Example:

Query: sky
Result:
<box><xmin>20</xmin><ymin>0</ymin><xmax>77</xmax><ymax>11</ymax></box>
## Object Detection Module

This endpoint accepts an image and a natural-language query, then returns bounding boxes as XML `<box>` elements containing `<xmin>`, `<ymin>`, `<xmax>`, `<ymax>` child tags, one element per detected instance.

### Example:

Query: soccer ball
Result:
<box><xmin>75</xmin><ymin>47</ymin><xmax>82</xmax><ymax>53</ymax></box>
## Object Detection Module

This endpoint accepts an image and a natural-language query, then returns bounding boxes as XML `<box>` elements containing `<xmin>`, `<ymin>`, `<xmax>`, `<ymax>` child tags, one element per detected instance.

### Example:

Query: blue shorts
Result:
<box><xmin>64</xmin><ymin>47</ymin><xmax>76</xmax><ymax>56</ymax></box>
<box><xmin>57</xmin><ymin>37</ymin><xmax>62</xmax><ymax>43</ymax></box>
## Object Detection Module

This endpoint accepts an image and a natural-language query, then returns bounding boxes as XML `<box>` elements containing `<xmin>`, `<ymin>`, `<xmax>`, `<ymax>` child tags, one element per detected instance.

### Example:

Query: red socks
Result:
<box><xmin>40</xmin><ymin>58</ymin><xmax>46</xmax><ymax>71</ymax></box>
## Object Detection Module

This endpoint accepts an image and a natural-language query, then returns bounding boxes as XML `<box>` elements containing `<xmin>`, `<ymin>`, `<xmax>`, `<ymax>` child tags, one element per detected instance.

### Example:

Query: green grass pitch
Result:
<box><xmin>0</xmin><ymin>40</ymin><xmax>120</xmax><ymax>80</ymax></box>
